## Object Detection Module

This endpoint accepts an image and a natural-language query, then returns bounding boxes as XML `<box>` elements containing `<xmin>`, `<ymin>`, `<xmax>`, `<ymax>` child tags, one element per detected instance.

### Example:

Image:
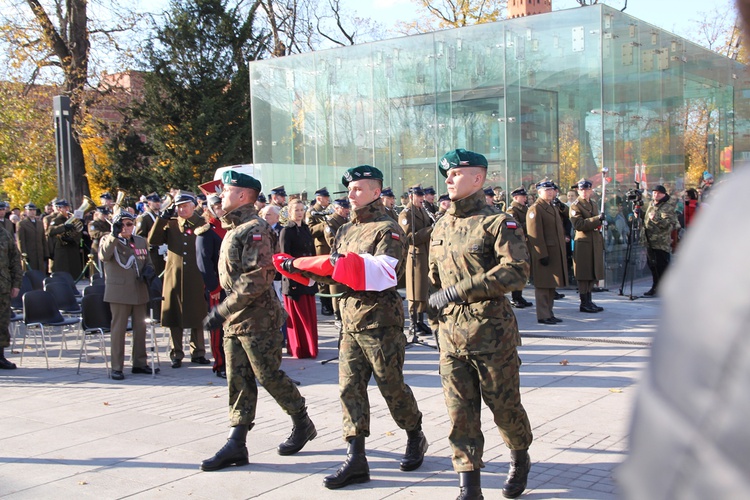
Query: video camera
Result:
<box><xmin>626</xmin><ymin>183</ymin><xmax>644</xmax><ymax>207</ymax></box>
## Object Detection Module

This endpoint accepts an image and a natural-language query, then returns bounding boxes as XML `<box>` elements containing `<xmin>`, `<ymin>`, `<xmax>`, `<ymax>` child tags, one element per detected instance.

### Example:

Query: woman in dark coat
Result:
<box><xmin>279</xmin><ymin>199</ymin><xmax>318</xmax><ymax>358</ymax></box>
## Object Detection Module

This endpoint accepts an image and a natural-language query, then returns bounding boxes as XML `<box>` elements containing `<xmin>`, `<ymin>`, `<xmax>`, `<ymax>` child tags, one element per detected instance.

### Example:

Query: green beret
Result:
<box><xmin>342</xmin><ymin>165</ymin><xmax>383</xmax><ymax>187</ymax></box>
<box><xmin>438</xmin><ymin>149</ymin><xmax>488</xmax><ymax>177</ymax></box>
<box><xmin>222</xmin><ymin>170</ymin><xmax>262</xmax><ymax>192</ymax></box>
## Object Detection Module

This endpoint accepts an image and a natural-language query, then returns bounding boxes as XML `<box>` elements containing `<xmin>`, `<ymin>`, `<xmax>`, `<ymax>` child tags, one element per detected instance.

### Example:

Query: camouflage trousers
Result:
<box><xmin>440</xmin><ymin>347</ymin><xmax>533</xmax><ymax>472</ymax></box>
<box><xmin>339</xmin><ymin>325</ymin><xmax>422</xmax><ymax>440</ymax></box>
<box><xmin>224</xmin><ymin>329</ymin><xmax>306</xmax><ymax>427</ymax></box>
<box><xmin>0</xmin><ymin>293</ymin><xmax>10</xmax><ymax>348</ymax></box>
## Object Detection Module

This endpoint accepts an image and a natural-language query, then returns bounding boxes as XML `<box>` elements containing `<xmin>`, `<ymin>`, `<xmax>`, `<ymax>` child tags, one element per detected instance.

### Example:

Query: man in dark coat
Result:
<box><xmin>526</xmin><ymin>180</ymin><xmax>568</xmax><ymax>324</ymax></box>
<box><xmin>507</xmin><ymin>186</ymin><xmax>533</xmax><ymax>309</ymax></box>
<box><xmin>46</xmin><ymin>199</ymin><xmax>83</xmax><ymax>278</ymax></box>
<box><xmin>136</xmin><ymin>193</ymin><xmax>165</xmax><ymax>277</ymax></box>
<box><xmin>148</xmin><ymin>191</ymin><xmax>209</xmax><ymax>368</ymax></box>
<box><xmin>570</xmin><ymin>179</ymin><xmax>605</xmax><ymax>313</ymax></box>
<box><xmin>16</xmin><ymin>203</ymin><xmax>47</xmax><ymax>272</ymax></box>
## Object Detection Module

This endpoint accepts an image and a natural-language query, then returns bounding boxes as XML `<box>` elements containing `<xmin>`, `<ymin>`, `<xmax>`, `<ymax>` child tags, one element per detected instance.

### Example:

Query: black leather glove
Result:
<box><xmin>599</xmin><ymin>213</ymin><xmax>606</xmax><ymax>221</ymax></box>
<box><xmin>64</xmin><ymin>222</ymin><xmax>76</xmax><ymax>231</ymax></box>
<box><xmin>160</xmin><ymin>206</ymin><xmax>176</xmax><ymax>219</ymax></box>
<box><xmin>329</xmin><ymin>252</ymin><xmax>342</xmax><ymax>266</ymax></box>
<box><xmin>280</xmin><ymin>258</ymin><xmax>298</xmax><ymax>274</ymax></box>
<box><xmin>539</xmin><ymin>257</ymin><xmax>550</xmax><ymax>266</ymax></box>
<box><xmin>429</xmin><ymin>285</ymin><xmax>460</xmax><ymax>310</ymax></box>
<box><xmin>112</xmin><ymin>221</ymin><xmax>123</xmax><ymax>239</ymax></box>
<box><xmin>203</xmin><ymin>308</ymin><xmax>225</xmax><ymax>331</ymax></box>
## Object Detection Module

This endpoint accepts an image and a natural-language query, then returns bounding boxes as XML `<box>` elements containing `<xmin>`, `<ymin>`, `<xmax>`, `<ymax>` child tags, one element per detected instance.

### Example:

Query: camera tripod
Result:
<box><xmin>618</xmin><ymin>201</ymin><xmax>643</xmax><ymax>300</ymax></box>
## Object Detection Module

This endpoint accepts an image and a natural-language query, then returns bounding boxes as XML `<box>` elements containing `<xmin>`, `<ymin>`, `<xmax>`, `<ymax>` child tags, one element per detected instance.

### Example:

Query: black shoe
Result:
<box><xmin>201</xmin><ymin>425</ymin><xmax>250</xmax><ymax>472</ymax></box>
<box><xmin>0</xmin><ymin>357</ymin><xmax>17</xmax><ymax>370</ymax></box>
<box><xmin>400</xmin><ymin>429</ymin><xmax>428</xmax><ymax>471</ymax></box>
<box><xmin>519</xmin><ymin>298</ymin><xmax>533</xmax><ymax>307</ymax></box>
<box><xmin>132</xmin><ymin>366</ymin><xmax>160</xmax><ymax>375</ymax></box>
<box><xmin>579</xmin><ymin>300</ymin><xmax>600</xmax><ymax>313</ymax></box>
<box><xmin>643</xmin><ymin>288</ymin><xmax>656</xmax><ymax>297</ymax></box>
<box><xmin>458</xmin><ymin>470</ymin><xmax>484</xmax><ymax>500</ymax></box>
<box><xmin>323</xmin><ymin>436</ymin><xmax>370</xmax><ymax>489</ymax></box>
<box><xmin>111</xmin><ymin>370</ymin><xmax>125</xmax><ymax>380</ymax></box>
<box><xmin>509</xmin><ymin>299</ymin><xmax>527</xmax><ymax>309</ymax></box>
<box><xmin>550</xmin><ymin>316</ymin><xmax>563</xmax><ymax>323</ymax></box>
<box><xmin>554</xmin><ymin>292</ymin><xmax>565</xmax><ymax>300</ymax></box>
<box><xmin>191</xmin><ymin>356</ymin><xmax>212</xmax><ymax>365</ymax></box>
<box><xmin>321</xmin><ymin>306</ymin><xmax>334</xmax><ymax>316</ymax></box>
<box><xmin>171</xmin><ymin>360</ymin><xmax>182</xmax><ymax>368</ymax></box>
<box><xmin>416</xmin><ymin>322</ymin><xmax>432</xmax><ymax>337</ymax></box>
<box><xmin>537</xmin><ymin>318</ymin><xmax>557</xmax><ymax>325</ymax></box>
<box><xmin>278</xmin><ymin>407</ymin><xmax>317</xmax><ymax>455</ymax></box>
<box><xmin>216</xmin><ymin>370</ymin><xmax>226</xmax><ymax>379</ymax></box>
<box><xmin>502</xmin><ymin>449</ymin><xmax>531</xmax><ymax>498</ymax></box>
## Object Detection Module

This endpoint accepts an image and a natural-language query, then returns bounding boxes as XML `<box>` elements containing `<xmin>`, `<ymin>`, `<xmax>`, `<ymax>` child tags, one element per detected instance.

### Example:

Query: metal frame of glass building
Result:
<box><xmin>249</xmin><ymin>4</ymin><xmax>748</xmax><ymax>284</ymax></box>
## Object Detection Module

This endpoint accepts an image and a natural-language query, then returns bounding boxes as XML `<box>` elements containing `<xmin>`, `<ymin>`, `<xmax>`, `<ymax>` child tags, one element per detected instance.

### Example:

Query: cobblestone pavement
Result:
<box><xmin>0</xmin><ymin>283</ymin><xmax>658</xmax><ymax>499</ymax></box>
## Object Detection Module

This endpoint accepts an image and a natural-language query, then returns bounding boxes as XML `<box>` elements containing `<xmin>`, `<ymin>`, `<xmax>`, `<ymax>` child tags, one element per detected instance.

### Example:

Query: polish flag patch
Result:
<box><xmin>252</xmin><ymin>234</ymin><xmax>262</xmax><ymax>241</ymax></box>
<box><xmin>391</xmin><ymin>232</ymin><xmax>400</xmax><ymax>240</ymax></box>
<box><xmin>506</xmin><ymin>220</ymin><xmax>518</xmax><ymax>229</ymax></box>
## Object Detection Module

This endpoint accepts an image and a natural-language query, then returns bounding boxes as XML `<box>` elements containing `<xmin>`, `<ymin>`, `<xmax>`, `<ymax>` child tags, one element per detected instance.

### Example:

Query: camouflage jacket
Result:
<box><xmin>216</xmin><ymin>202</ymin><xmax>285</xmax><ymax>337</ymax></box>
<box><xmin>305</xmin><ymin>198</ymin><xmax>406</xmax><ymax>333</ymax></box>
<box><xmin>429</xmin><ymin>189</ymin><xmax>530</xmax><ymax>355</ymax></box>
<box><xmin>642</xmin><ymin>195</ymin><xmax>679</xmax><ymax>253</ymax></box>
<box><xmin>507</xmin><ymin>200</ymin><xmax>529</xmax><ymax>235</ymax></box>
<box><xmin>0</xmin><ymin>226</ymin><xmax>22</xmax><ymax>294</ymax></box>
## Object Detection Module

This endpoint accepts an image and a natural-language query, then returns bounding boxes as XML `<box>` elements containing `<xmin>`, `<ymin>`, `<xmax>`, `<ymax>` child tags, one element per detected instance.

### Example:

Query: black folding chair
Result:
<box><xmin>21</xmin><ymin>290</ymin><xmax>80</xmax><ymax>369</ymax></box>
<box><xmin>77</xmin><ymin>293</ymin><xmax>112</xmax><ymax>378</ymax></box>
<box><xmin>24</xmin><ymin>269</ymin><xmax>46</xmax><ymax>291</ymax></box>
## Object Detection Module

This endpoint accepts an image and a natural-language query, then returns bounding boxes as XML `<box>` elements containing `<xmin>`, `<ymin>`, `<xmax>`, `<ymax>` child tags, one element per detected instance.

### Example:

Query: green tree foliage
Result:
<box><xmin>132</xmin><ymin>0</ymin><xmax>261</xmax><ymax>189</ymax></box>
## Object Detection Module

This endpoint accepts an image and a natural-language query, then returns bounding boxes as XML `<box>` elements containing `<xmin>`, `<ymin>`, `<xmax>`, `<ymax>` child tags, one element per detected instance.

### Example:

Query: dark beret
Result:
<box><xmin>439</xmin><ymin>149</ymin><xmax>488</xmax><ymax>177</ymax></box>
<box><xmin>342</xmin><ymin>165</ymin><xmax>383</xmax><ymax>187</ymax></box>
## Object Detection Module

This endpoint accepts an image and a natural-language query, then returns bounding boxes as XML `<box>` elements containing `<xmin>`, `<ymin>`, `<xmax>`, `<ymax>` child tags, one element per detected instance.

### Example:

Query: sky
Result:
<box><xmin>350</xmin><ymin>0</ymin><xmax>736</xmax><ymax>41</ymax></box>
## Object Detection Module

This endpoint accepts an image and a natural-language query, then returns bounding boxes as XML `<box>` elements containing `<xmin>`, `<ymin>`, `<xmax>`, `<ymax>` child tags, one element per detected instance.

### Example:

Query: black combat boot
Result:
<box><xmin>502</xmin><ymin>449</ymin><xmax>531</xmax><ymax>498</ymax></box>
<box><xmin>510</xmin><ymin>290</ymin><xmax>526</xmax><ymax>308</ymax></box>
<box><xmin>416</xmin><ymin>313</ymin><xmax>432</xmax><ymax>336</ymax></box>
<box><xmin>200</xmin><ymin>424</ymin><xmax>251</xmax><ymax>471</ymax></box>
<box><xmin>277</xmin><ymin>407</ymin><xmax>317</xmax><ymax>455</ymax></box>
<box><xmin>0</xmin><ymin>347</ymin><xmax>17</xmax><ymax>370</ymax></box>
<box><xmin>457</xmin><ymin>470</ymin><xmax>483</xmax><ymax>500</ymax></box>
<box><xmin>579</xmin><ymin>293</ymin><xmax>599</xmax><ymax>313</ymax></box>
<box><xmin>519</xmin><ymin>296</ymin><xmax>533</xmax><ymax>307</ymax></box>
<box><xmin>400</xmin><ymin>427</ymin><xmax>428</xmax><ymax>471</ymax></box>
<box><xmin>587</xmin><ymin>293</ymin><xmax>604</xmax><ymax>312</ymax></box>
<box><xmin>323</xmin><ymin>435</ymin><xmax>370</xmax><ymax>489</ymax></box>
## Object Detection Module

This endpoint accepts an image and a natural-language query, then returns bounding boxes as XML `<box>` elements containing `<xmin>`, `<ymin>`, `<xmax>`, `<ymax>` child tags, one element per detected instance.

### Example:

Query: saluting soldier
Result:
<box><xmin>507</xmin><ymin>186</ymin><xmax>534</xmax><ymax>309</ymax></box>
<box><xmin>279</xmin><ymin>165</ymin><xmax>427</xmax><ymax>489</ymax></box>
<box><xmin>322</xmin><ymin>197</ymin><xmax>350</xmax><ymax>321</ymax></box>
<box><xmin>428</xmin><ymin>149</ymin><xmax>533</xmax><ymax>499</ymax></box>
<box><xmin>307</xmin><ymin>187</ymin><xmax>334</xmax><ymax>315</ymax></box>
<box><xmin>526</xmin><ymin>180</ymin><xmax>568</xmax><ymax>324</ymax></box>
<box><xmin>148</xmin><ymin>191</ymin><xmax>210</xmax><ymax>368</ymax></box>
<box><xmin>569</xmin><ymin>179</ymin><xmax>605</xmax><ymax>313</ymax></box>
<box><xmin>46</xmin><ymin>199</ymin><xmax>83</xmax><ymax>278</ymax></box>
<box><xmin>380</xmin><ymin>187</ymin><xmax>399</xmax><ymax>220</ymax></box>
<box><xmin>399</xmin><ymin>185</ymin><xmax>434</xmax><ymax>336</ymax></box>
<box><xmin>201</xmin><ymin>170</ymin><xmax>316</xmax><ymax>471</ymax></box>
<box><xmin>136</xmin><ymin>192</ymin><xmax>165</xmax><ymax>277</ymax></box>
<box><xmin>16</xmin><ymin>203</ymin><xmax>47</xmax><ymax>272</ymax></box>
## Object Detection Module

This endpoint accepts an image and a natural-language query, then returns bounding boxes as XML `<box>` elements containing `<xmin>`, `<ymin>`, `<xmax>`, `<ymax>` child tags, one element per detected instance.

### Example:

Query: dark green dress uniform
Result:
<box><xmin>46</xmin><ymin>213</ymin><xmax>83</xmax><ymax>278</ymax></box>
<box><xmin>17</xmin><ymin>216</ymin><xmax>47</xmax><ymax>272</ymax></box>
<box><xmin>526</xmin><ymin>197</ymin><xmax>568</xmax><ymax>322</ymax></box>
<box><xmin>136</xmin><ymin>208</ymin><xmax>165</xmax><ymax>277</ymax></box>
<box><xmin>0</xmin><ymin>226</ymin><xmax>22</xmax><ymax>350</ymax></box>
<box><xmin>399</xmin><ymin>203</ymin><xmax>434</xmax><ymax>315</ymax></box>
<box><xmin>569</xmin><ymin>196</ymin><xmax>604</xmax><ymax>297</ymax></box>
<box><xmin>428</xmin><ymin>188</ymin><xmax>533</xmax><ymax>472</ymax></box>
<box><xmin>148</xmin><ymin>212</ymin><xmax>208</xmax><ymax>361</ymax></box>
<box><xmin>215</xmin><ymin>202</ymin><xmax>305</xmax><ymax>426</ymax></box>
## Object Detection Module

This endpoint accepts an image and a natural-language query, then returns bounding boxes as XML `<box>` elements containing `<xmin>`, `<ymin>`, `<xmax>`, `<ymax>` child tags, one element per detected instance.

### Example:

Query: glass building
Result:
<box><xmin>249</xmin><ymin>4</ymin><xmax>748</xmax><ymax>284</ymax></box>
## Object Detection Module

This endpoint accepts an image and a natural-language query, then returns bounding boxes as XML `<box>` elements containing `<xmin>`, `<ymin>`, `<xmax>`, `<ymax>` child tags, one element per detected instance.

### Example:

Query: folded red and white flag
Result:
<box><xmin>272</xmin><ymin>253</ymin><xmax>334</xmax><ymax>286</ymax></box>
<box><xmin>331</xmin><ymin>253</ymin><xmax>398</xmax><ymax>292</ymax></box>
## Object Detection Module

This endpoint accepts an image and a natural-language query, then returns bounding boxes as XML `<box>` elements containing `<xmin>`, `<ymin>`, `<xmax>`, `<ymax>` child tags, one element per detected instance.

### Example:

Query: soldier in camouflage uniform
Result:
<box><xmin>200</xmin><ymin>170</ymin><xmax>316</xmax><ymax>472</ymax></box>
<box><xmin>641</xmin><ymin>185</ymin><xmax>679</xmax><ymax>297</ymax></box>
<box><xmin>428</xmin><ymin>149</ymin><xmax>533</xmax><ymax>500</ymax></box>
<box><xmin>0</xmin><ymin>225</ymin><xmax>22</xmax><ymax>369</ymax></box>
<box><xmin>281</xmin><ymin>165</ymin><xmax>427</xmax><ymax>489</ymax></box>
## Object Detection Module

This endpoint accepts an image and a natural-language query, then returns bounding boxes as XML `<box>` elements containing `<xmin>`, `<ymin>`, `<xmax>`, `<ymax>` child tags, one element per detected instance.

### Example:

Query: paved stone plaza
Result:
<box><xmin>1</xmin><ymin>283</ymin><xmax>658</xmax><ymax>499</ymax></box>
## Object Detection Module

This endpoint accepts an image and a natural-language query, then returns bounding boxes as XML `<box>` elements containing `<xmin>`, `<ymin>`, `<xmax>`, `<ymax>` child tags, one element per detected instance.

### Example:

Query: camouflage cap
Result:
<box><xmin>342</xmin><ymin>165</ymin><xmax>383</xmax><ymax>187</ymax></box>
<box><xmin>438</xmin><ymin>148</ymin><xmax>488</xmax><ymax>177</ymax></box>
<box><xmin>222</xmin><ymin>170</ymin><xmax>262</xmax><ymax>192</ymax></box>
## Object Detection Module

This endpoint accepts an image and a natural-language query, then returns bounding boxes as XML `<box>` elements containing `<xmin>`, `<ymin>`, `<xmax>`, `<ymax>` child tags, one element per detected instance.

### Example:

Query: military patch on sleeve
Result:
<box><xmin>529</xmin><ymin>212</ymin><xmax>535</xmax><ymax>219</ymax></box>
<box><xmin>252</xmin><ymin>234</ymin><xmax>262</xmax><ymax>241</ymax></box>
<box><xmin>136</xmin><ymin>222</ymin><xmax>142</xmax><ymax>229</ymax></box>
<box><xmin>431</xmin><ymin>239</ymin><xmax>442</xmax><ymax>246</ymax></box>
<box><xmin>570</xmin><ymin>210</ymin><xmax>576</xmax><ymax>216</ymax></box>
<box><xmin>391</xmin><ymin>232</ymin><xmax>400</xmax><ymax>240</ymax></box>
<box><xmin>325</xmin><ymin>226</ymin><xmax>331</xmax><ymax>233</ymax></box>
<box><xmin>506</xmin><ymin>220</ymin><xmax>518</xmax><ymax>229</ymax></box>
<box><xmin>401</xmin><ymin>219</ymin><xmax>407</xmax><ymax>225</ymax></box>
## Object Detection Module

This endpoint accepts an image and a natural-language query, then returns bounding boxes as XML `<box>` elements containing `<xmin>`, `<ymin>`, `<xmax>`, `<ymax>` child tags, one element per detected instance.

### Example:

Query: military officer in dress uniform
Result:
<box><xmin>307</xmin><ymin>187</ymin><xmax>334</xmax><ymax>316</ymax></box>
<box><xmin>399</xmin><ymin>185</ymin><xmax>435</xmax><ymax>336</ymax></box>
<box><xmin>99</xmin><ymin>192</ymin><xmax>115</xmax><ymax>212</ymax></box>
<box><xmin>148</xmin><ymin>191</ymin><xmax>210</xmax><ymax>368</ymax></box>
<box><xmin>269</xmin><ymin>185</ymin><xmax>287</xmax><ymax>208</ymax></box>
<box><xmin>99</xmin><ymin>211</ymin><xmax>158</xmax><ymax>380</ymax></box>
<box><xmin>136</xmin><ymin>192</ymin><xmax>164</xmax><ymax>277</ymax></box>
<box><xmin>507</xmin><ymin>186</ymin><xmax>533</xmax><ymax>309</ymax></box>
<box><xmin>46</xmin><ymin>199</ymin><xmax>83</xmax><ymax>278</ymax></box>
<box><xmin>322</xmin><ymin>198</ymin><xmax>350</xmax><ymax>322</ymax></box>
<box><xmin>423</xmin><ymin>187</ymin><xmax>437</xmax><ymax>215</ymax></box>
<box><xmin>428</xmin><ymin>149</ymin><xmax>533</xmax><ymax>499</ymax></box>
<box><xmin>569</xmin><ymin>179</ymin><xmax>605</xmax><ymax>313</ymax></box>
<box><xmin>0</xmin><ymin>202</ymin><xmax>15</xmax><ymax>235</ymax></box>
<box><xmin>200</xmin><ymin>170</ymin><xmax>316</xmax><ymax>472</ymax></box>
<box><xmin>88</xmin><ymin>206</ymin><xmax>111</xmax><ymax>262</ymax></box>
<box><xmin>526</xmin><ymin>180</ymin><xmax>568</xmax><ymax>324</ymax></box>
<box><xmin>16</xmin><ymin>203</ymin><xmax>47</xmax><ymax>272</ymax></box>
<box><xmin>380</xmin><ymin>187</ymin><xmax>399</xmax><ymax>220</ymax></box>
